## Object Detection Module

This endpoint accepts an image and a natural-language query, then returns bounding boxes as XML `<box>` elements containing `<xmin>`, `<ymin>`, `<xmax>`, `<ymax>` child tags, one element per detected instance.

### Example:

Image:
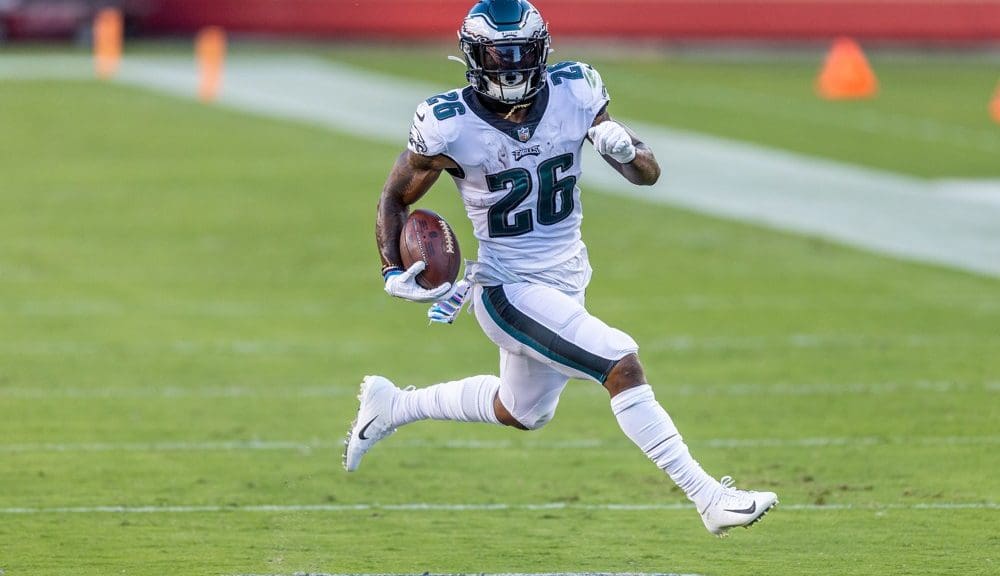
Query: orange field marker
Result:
<box><xmin>93</xmin><ymin>8</ymin><xmax>123</xmax><ymax>79</ymax></box>
<box><xmin>990</xmin><ymin>83</ymin><xmax>1000</xmax><ymax>124</ymax></box>
<box><xmin>816</xmin><ymin>37</ymin><xmax>878</xmax><ymax>100</ymax></box>
<box><xmin>196</xmin><ymin>27</ymin><xmax>227</xmax><ymax>102</ymax></box>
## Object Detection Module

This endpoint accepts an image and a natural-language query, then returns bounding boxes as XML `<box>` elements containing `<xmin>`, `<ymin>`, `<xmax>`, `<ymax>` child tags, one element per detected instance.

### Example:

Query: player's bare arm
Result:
<box><xmin>375</xmin><ymin>150</ymin><xmax>458</xmax><ymax>272</ymax></box>
<box><xmin>590</xmin><ymin>108</ymin><xmax>661</xmax><ymax>186</ymax></box>
<box><xmin>375</xmin><ymin>150</ymin><xmax>459</xmax><ymax>302</ymax></box>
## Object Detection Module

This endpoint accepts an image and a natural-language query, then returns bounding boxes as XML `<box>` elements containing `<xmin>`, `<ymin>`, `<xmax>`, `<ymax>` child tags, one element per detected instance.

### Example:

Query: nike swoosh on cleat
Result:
<box><xmin>357</xmin><ymin>417</ymin><xmax>379</xmax><ymax>441</ymax></box>
<box><xmin>724</xmin><ymin>502</ymin><xmax>757</xmax><ymax>515</ymax></box>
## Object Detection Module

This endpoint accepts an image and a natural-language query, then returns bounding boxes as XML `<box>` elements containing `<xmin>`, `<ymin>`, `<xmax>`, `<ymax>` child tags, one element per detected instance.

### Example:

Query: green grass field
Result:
<box><xmin>1</xmin><ymin>47</ymin><xmax>998</xmax><ymax>576</ymax></box>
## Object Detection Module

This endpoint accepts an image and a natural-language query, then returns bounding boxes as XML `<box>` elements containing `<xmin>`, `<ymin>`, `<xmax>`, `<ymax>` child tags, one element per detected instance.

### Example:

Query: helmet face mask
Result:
<box><xmin>459</xmin><ymin>1</ymin><xmax>550</xmax><ymax>105</ymax></box>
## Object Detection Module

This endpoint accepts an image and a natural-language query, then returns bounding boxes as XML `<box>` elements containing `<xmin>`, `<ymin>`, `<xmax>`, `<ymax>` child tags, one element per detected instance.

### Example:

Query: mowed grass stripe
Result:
<box><xmin>4</xmin><ymin>294</ymin><xmax>999</xmax><ymax>315</ymax></box>
<box><xmin>2</xmin><ymin>379</ymin><xmax>995</xmax><ymax>398</ymax></box>
<box><xmin>227</xmin><ymin>573</ymin><xmax>703</xmax><ymax>576</ymax></box>
<box><xmin>2</xmin><ymin>435</ymin><xmax>998</xmax><ymax>454</ymax></box>
<box><xmin>2</xmin><ymin>333</ymin><xmax>998</xmax><ymax>356</ymax></box>
<box><xmin>228</xmin><ymin>573</ymin><xmax>703</xmax><ymax>576</ymax></box>
<box><xmin>1</xmin><ymin>502</ymin><xmax>996</xmax><ymax>515</ymax></box>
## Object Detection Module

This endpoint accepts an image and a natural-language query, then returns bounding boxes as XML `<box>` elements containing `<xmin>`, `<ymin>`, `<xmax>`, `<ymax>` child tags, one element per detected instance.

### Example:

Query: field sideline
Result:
<box><xmin>0</xmin><ymin>47</ymin><xmax>998</xmax><ymax>575</ymax></box>
<box><xmin>114</xmin><ymin>53</ymin><xmax>1000</xmax><ymax>277</ymax></box>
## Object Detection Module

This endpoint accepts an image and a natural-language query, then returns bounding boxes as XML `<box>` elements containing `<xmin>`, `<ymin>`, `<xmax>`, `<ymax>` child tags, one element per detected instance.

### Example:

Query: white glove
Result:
<box><xmin>588</xmin><ymin>121</ymin><xmax>636</xmax><ymax>164</ymax></box>
<box><xmin>427</xmin><ymin>280</ymin><xmax>471</xmax><ymax>325</ymax></box>
<box><xmin>384</xmin><ymin>261</ymin><xmax>451</xmax><ymax>303</ymax></box>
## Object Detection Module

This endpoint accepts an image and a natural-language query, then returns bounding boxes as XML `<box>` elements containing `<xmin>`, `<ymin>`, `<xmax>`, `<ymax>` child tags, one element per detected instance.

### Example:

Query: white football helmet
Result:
<box><xmin>459</xmin><ymin>0</ymin><xmax>551</xmax><ymax>104</ymax></box>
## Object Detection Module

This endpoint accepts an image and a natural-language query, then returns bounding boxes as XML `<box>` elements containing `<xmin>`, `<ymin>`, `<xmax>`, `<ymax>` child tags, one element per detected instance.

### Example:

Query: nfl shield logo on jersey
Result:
<box><xmin>517</xmin><ymin>126</ymin><xmax>531</xmax><ymax>142</ymax></box>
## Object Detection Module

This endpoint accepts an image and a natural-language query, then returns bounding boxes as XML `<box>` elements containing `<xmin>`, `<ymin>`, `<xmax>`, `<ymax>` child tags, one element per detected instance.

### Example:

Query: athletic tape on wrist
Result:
<box><xmin>382</xmin><ymin>266</ymin><xmax>402</xmax><ymax>281</ymax></box>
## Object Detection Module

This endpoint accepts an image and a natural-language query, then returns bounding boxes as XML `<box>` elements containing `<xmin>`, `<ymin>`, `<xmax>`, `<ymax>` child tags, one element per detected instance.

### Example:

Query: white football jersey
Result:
<box><xmin>407</xmin><ymin>61</ymin><xmax>609</xmax><ymax>293</ymax></box>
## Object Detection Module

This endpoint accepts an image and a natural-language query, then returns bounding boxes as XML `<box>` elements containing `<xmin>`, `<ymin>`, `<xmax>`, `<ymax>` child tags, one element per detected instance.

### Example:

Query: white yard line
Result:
<box><xmin>1</xmin><ymin>435</ymin><xmax>997</xmax><ymax>454</ymax></box>
<box><xmin>0</xmin><ymin>439</ymin><xmax>326</xmax><ymax>454</ymax></box>
<box><xmin>0</xmin><ymin>502</ymin><xmax>995</xmax><ymax>515</ymax></box>
<box><xmin>0</xmin><ymin>384</ymin><xmax>353</xmax><ymax>398</ymax></box>
<box><xmin>230</xmin><ymin>573</ymin><xmax>702</xmax><ymax>576</ymax></box>
<box><xmin>3</xmin><ymin>54</ymin><xmax>999</xmax><ymax>277</ymax></box>
<box><xmin>0</xmin><ymin>299</ymin><xmax>333</xmax><ymax>318</ymax></box>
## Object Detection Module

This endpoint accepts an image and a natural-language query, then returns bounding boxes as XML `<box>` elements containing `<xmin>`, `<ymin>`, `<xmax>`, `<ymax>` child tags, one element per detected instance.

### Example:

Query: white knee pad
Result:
<box><xmin>497</xmin><ymin>382</ymin><xmax>561</xmax><ymax>430</ymax></box>
<box><xmin>497</xmin><ymin>351</ymin><xmax>566</xmax><ymax>431</ymax></box>
<box><xmin>518</xmin><ymin>406</ymin><xmax>557</xmax><ymax>431</ymax></box>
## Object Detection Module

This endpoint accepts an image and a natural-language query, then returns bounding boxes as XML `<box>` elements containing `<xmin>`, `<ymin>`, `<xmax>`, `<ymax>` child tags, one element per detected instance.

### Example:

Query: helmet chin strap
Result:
<box><xmin>495</xmin><ymin>74</ymin><xmax>535</xmax><ymax>117</ymax></box>
<box><xmin>503</xmin><ymin>101</ymin><xmax>532</xmax><ymax>120</ymax></box>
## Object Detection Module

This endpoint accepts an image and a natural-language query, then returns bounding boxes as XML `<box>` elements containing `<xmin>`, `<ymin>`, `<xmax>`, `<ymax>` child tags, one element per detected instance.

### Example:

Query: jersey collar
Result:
<box><xmin>463</xmin><ymin>84</ymin><xmax>550</xmax><ymax>144</ymax></box>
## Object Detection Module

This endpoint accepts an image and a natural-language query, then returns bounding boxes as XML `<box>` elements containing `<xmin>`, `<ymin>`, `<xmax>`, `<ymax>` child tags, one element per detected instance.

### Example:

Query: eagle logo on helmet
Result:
<box><xmin>458</xmin><ymin>0</ymin><xmax>551</xmax><ymax>105</ymax></box>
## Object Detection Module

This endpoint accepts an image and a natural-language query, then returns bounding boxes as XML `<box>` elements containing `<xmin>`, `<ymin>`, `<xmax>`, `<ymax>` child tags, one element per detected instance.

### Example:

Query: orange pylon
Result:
<box><xmin>816</xmin><ymin>38</ymin><xmax>878</xmax><ymax>100</ymax></box>
<box><xmin>93</xmin><ymin>8</ymin><xmax>123</xmax><ymax>79</ymax></box>
<box><xmin>196</xmin><ymin>27</ymin><xmax>227</xmax><ymax>102</ymax></box>
<box><xmin>990</xmin><ymin>83</ymin><xmax>1000</xmax><ymax>124</ymax></box>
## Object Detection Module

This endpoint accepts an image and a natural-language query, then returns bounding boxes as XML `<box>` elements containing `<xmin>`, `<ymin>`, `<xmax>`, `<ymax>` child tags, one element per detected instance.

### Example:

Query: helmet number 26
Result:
<box><xmin>486</xmin><ymin>153</ymin><xmax>576</xmax><ymax>238</ymax></box>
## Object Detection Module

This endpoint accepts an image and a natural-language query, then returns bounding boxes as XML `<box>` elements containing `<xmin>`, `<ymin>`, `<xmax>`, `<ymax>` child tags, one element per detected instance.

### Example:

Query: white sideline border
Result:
<box><xmin>114</xmin><ymin>55</ymin><xmax>1000</xmax><ymax>278</ymax></box>
<box><xmin>1</xmin><ymin>435</ymin><xmax>998</xmax><ymax>455</ymax></box>
<box><xmin>1</xmin><ymin>502</ymin><xmax>995</xmax><ymax>515</ymax></box>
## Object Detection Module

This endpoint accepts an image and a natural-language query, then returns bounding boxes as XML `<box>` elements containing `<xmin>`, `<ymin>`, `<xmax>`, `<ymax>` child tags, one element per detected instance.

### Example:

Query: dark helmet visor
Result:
<box><xmin>481</xmin><ymin>42</ymin><xmax>542</xmax><ymax>72</ymax></box>
<box><xmin>476</xmin><ymin>40</ymin><xmax>544</xmax><ymax>88</ymax></box>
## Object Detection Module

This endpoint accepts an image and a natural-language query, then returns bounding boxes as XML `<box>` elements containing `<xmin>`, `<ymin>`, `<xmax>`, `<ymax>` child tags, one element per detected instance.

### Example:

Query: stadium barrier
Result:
<box><xmin>131</xmin><ymin>0</ymin><xmax>1000</xmax><ymax>41</ymax></box>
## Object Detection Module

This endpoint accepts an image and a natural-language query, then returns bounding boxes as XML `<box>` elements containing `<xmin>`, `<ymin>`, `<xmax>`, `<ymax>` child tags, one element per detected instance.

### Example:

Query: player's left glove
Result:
<box><xmin>427</xmin><ymin>280</ymin><xmax>471</xmax><ymax>325</ymax></box>
<box><xmin>384</xmin><ymin>260</ymin><xmax>451</xmax><ymax>303</ymax></box>
<box><xmin>588</xmin><ymin>121</ymin><xmax>636</xmax><ymax>164</ymax></box>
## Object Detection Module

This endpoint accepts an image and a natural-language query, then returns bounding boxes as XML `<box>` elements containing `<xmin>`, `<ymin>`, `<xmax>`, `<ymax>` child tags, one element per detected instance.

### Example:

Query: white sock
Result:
<box><xmin>391</xmin><ymin>375</ymin><xmax>502</xmax><ymax>427</ymax></box>
<box><xmin>611</xmin><ymin>384</ymin><xmax>720</xmax><ymax>510</ymax></box>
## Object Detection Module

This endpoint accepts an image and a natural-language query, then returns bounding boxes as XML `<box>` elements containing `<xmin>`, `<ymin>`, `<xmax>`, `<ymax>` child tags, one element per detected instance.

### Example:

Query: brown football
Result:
<box><xmin>399</xmin><ymin>209</ymin><xmax>462</xmax><ymax>289</ymax></box>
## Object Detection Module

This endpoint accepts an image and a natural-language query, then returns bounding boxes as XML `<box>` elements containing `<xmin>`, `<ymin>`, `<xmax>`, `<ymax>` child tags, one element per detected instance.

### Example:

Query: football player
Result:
<box><xmin>345</xmin><ymin>0</ymin><xmax>777</xmax><ymax>536</ymax></box>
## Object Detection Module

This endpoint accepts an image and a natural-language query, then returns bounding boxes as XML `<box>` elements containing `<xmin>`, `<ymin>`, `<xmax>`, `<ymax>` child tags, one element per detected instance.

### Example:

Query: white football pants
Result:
<box><xmin>472</xmin><ymin>282</ymin><xmax>638</xmax><ymax>429</ymax></box>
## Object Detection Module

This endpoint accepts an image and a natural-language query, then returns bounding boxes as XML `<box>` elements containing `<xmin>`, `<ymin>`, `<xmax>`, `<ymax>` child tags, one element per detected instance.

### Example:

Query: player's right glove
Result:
<box><xmin>588</xmin><ymin>121</ymin><xmax>636</xmax><ymax>164</ymax></box>
<box><xmin>383</xmin><ymin>261</ymin><xmax>451</xmax><ymax>303</ymax></box>
<box><xmin>427</xmin><ymin>280</ymin><xmax>471</xmax><ymax>325</ymax></box>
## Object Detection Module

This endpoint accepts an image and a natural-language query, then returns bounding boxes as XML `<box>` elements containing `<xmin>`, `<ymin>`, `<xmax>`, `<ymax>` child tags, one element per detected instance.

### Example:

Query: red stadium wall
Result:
<box><xmin>132</xmin><ymin>1</ymin><xmax>1000</xmax><ymax>41</ymax></box>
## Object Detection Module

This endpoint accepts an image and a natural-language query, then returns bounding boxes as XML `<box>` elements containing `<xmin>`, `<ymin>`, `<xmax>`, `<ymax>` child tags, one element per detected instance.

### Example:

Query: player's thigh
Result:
<box><xmin>497</xmin><ymin>349</ymin><xmax>569</xmax><ymax>430</ymax></box>
<box><xmin>473</xmin><ymin>282</ymin><xmax>638</xmax><ymax>383</ymax></box>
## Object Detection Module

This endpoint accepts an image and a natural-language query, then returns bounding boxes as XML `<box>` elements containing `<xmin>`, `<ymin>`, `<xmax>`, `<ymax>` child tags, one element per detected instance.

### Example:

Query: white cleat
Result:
<box><xmin>342</xmin><ymin>375</ymin><xmax>401</xmax><ymax>472</ymax></box>
<box><xmin>699</xmin><ymin>476</ymin><xmax>778</xmax><ymax>536</ymax></box>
